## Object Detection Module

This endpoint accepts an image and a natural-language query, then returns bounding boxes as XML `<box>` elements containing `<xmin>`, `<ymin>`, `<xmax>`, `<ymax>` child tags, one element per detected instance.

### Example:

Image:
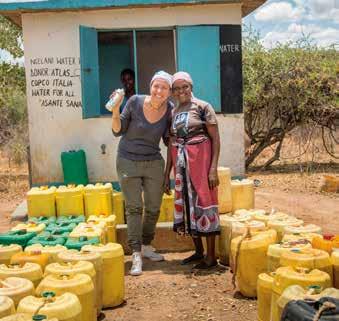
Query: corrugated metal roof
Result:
<box><xmin>0</xmin><ymin>0</ymin><xmax>266</xmax><ymax>26</ymax></box>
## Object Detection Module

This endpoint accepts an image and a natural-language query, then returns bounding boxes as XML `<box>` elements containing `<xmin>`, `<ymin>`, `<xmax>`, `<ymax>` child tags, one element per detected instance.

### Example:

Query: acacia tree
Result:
<box><xmin>243</xmin><ymin>28</ymin><xmax>338</xmax><ymax>168</ymax></box>
<box><xmin>0</xmin><ymin>15</ymin><xmax>27</xmax><ymax>163</ymax></box>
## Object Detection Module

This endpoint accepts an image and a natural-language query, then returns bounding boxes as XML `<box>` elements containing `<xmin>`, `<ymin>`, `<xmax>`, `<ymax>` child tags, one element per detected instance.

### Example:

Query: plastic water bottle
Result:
<box><xmin>105</xmin><ymin>89</ymin><xmax>125</xmax><ymax>112</ymax></box>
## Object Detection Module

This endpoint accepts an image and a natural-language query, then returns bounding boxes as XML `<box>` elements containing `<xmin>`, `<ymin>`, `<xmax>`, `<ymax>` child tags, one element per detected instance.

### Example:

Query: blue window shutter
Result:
<box><xmin>176</xmin><ymin>26</ymin><xmax>221</xmax><ymax>112</ymax></box>
<box><xmin>80</xmin><ymin>25</ymin><xmax>100</xmax><ymax>118</ymax></box>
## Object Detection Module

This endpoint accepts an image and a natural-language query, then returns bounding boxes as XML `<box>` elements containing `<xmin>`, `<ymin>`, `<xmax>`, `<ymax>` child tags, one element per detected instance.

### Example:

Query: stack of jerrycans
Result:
<box><xmin>84</xmin><ymin>183</ymin><xmax>125</xmax><ymax>224</ymax></box>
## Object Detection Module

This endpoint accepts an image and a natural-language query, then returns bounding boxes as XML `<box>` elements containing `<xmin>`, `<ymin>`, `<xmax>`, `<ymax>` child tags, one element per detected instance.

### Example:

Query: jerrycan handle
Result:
<box><xmin>295</xmin><ymin>267</ymin><xmax>310</xmax><ymax>274</ymax></box>
<box><xmin>80</xmin><ymin>236</ymin><xmax>88</xmax><ymax>242</ymax></box>
<box><xmin>0</xmin><ymin>280</ymin><xmax>13</xmax><ymax>288</ymax></box>
<box><xmin>8</xmin><ymin>263</ymin><xmax>24</xmax><ymax>269</ymax></box>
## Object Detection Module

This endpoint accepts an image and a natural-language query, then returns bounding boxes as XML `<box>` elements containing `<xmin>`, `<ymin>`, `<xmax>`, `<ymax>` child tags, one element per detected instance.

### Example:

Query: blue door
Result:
<box><xmin>176</xmin><ymin>26</ymin><xmax>221</xmax><ymax>111</ymax></box>
<box><xmin>79</xmin><ymin>26</ymin><xmax>101</xmax><ymax>118</ymax></box>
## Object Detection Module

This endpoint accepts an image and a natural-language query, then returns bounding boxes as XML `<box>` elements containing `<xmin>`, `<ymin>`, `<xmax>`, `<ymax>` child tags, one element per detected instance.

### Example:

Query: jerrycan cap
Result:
<box><xmin>17</xmin><ymin>229</ymin><xmax>27</xmax><ymax>235</ymax></box>
<box><xmin>291</xmin><ymin>249</ymin><xmax>301</xmax><ymax>253</ymax></box>
<box><xmin>323</xmin><ymin>234</ymin><xmax>334</xmax><ymax>240</ymax></box>
<box><xmin>42</xmin><ymin>291</ymin><xmax>56</xmax><ymax>298</ymax></box>
<box><xmin>33</xmin><ymin>315</ymin><xmax>47</xmax><ymax>320</ymax></box>
<box><xmin>307</xmin><ymin>285</ymin><xmax>322</xmax><ymax>294</ymax></box>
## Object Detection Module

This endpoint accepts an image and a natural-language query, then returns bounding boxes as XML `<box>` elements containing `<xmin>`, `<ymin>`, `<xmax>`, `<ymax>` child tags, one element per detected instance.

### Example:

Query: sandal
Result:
<box><xmin>181</xmin><ymin>253</ymin><xmax>204</xmax><ymax>265</ymax></box>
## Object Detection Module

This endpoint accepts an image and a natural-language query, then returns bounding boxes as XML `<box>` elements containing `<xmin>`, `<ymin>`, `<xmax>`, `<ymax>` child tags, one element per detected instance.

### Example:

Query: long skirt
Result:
<box><xmin>171</xmin><ymin>138</ymin><xmax>220</xmax><ymax>236</ymax></box>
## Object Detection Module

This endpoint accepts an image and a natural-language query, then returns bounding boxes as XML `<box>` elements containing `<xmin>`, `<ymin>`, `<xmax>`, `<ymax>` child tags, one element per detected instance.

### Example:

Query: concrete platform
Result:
<box><xmin>10</xmin><ymin>200</ymin><xmax>28</xmax><ymax>222</ymax></box>
<box><xmin>10</xmin><ymin>203</ymin><xmax>194</xmax><ymax>253</ymax></box>
<box><xmin>117</xmin><ymin>222</ymin><xmax>194</xmax><ymax>255</ymax></box>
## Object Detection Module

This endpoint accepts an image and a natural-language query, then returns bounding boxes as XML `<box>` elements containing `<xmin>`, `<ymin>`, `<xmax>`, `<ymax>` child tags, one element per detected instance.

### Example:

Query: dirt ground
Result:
<box><xmin>0</xmin><ymin>152</ymin><xmax>338</xmax><ymax>321</ymax></box>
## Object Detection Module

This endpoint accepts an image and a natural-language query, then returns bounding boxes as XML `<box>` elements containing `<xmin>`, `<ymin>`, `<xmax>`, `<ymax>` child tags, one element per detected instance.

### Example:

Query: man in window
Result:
<box><xmin>119</xmin><ymin>68</ymin><xmax>136</xmax><ymax>112</ymax></box>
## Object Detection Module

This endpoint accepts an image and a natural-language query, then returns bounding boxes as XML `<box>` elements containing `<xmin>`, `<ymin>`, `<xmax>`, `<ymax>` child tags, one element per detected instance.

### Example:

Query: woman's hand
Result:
<box><xmin>163</xmin><ymin>174</ymin><xmax>171</xmax><ymax>195</ymax></box>
<box><xmin>208</xmin><ymin>167</ymin><xmax>219</xmax><ymax>190</ymax></box>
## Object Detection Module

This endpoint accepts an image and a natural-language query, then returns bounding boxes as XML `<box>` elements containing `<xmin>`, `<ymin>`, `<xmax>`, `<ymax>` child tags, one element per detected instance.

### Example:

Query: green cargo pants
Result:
<box><xmin>117</xmin><ymin>156</ymin><xmax>165</xmax><ymax>252</ymax></box>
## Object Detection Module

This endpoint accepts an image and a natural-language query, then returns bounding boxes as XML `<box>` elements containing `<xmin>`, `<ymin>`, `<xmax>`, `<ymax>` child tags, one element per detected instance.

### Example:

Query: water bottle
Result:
<box><xmin>105</xmin><ymin>89</ymin><xmax>125</xmax><ymax>112</ymax></box>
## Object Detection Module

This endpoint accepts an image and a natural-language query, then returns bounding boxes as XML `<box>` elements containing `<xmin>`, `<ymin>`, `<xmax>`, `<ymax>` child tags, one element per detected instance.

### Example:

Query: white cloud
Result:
<box><xmin>254</xmin><ymin>2</ymin><xmax>303</xmax><ymax>21</ymax></box>
<box><xmin>306</xmin><ymin>0</ymin><xmax>339</xmax><ymax>23</ymax></box>
<box><xmin>261</xmin><ymin>23</ymin><xmax>339</xmax><ymax>48</ymax></box>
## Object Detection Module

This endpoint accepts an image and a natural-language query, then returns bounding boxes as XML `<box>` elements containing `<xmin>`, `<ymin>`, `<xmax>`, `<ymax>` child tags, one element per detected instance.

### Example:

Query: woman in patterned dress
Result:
<box><xmin>164</xmin><ymin>71</ymin><xmax>221</xmax><ymax>269</ymax></box>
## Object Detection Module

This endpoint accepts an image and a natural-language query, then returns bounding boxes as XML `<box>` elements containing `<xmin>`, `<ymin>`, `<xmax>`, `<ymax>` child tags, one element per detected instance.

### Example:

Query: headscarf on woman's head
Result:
<box><xmin>172</xmin><ymin>71</ymin><xmax>193</xmax><ymax>86</ymax></box>
<box><xmin>150</xmin><ymin>70</ymin><xmax>173</xmax><ymax>88</ymax></box>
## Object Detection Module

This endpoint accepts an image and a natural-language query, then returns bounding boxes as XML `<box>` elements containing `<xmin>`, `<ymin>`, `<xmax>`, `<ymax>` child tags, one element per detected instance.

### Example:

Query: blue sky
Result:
<box><xmin>243</xmin><ymin>0</ymin><xmax>339</xmax><ymax>48</ymax></box>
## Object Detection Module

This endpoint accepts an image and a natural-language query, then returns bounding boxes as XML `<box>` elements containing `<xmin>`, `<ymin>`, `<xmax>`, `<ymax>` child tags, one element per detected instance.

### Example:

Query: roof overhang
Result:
<box><xmin>0</xmin><ymin>0</ymin><xmax>266</xmax><ymax>26</ymax></box>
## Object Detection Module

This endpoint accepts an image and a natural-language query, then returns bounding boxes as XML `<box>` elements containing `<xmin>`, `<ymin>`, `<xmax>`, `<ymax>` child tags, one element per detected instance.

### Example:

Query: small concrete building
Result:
<box><xmin>0</xmin><ymin>0</ymin><xmax>265</xmax><ymax>185</ymax></box>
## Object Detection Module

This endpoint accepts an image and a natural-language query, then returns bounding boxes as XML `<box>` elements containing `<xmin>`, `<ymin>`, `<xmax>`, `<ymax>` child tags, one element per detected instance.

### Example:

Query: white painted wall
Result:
<box><xmin>22</xmin><ymin>3</ymin><xmax>244</xmax><ymax>184</ymax></box>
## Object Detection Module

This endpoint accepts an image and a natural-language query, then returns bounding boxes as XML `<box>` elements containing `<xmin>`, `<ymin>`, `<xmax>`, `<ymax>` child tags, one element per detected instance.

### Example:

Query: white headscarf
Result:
<box><xmin>150</xmin><ymin>70</ymin><xmax>173</xmax><ymax>88</ymax></box>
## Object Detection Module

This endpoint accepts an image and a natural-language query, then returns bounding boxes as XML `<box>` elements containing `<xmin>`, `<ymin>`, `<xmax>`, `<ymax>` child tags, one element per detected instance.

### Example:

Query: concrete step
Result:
<box><xmin>117</xmin><ymin>222</ymin><xmax>194</xmax><ymax>255</ymax></box>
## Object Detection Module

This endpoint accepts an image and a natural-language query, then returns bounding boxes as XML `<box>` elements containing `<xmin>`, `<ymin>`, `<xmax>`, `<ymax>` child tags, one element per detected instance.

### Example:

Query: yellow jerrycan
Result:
<box><xmin>69</xmin><ymin>224</ymin><xmax>105</xmax><ymax>244</ymax></box>
<box><xmin>280</xmin><ymin>248</ymin><xmax>333</xmax><ymax>282</ymax></box>
<box><xmin>10</xmin><ymin>252</ymin><xmax>50</xmax><ymax>272</ymax></box>
<box><xmin>218</xmin><ymin>213</ymin><xmax>251</xmax><ymax>266</ymax></box>
<box><xmin>44</xmin><ymin>261</ymin><xmax>96</xmax><ymax>308</ymax></box>
<box><xmin>276</xmin><ymin>285</ymin><xmax>339</xmax><ymax>320</ymax></box>
<box><xmin>267</xmin><ymin>218</ymin><xmax>304</xmax><ymax>242</ymax></box>
<box><xmin>0</xmin><ymin>314</ymin><xmax>59</xmax><ymax>321</ymax></box>
<box><xmin>0</xmin><ymin>278</ymin><xmax>34</xmax><ymax>307</ymax></box>
<box><xmin>231</xmin><ymin>220</ymin><xmax>266</xmax><ymax>240</ymax></box>
<box><xmin>312</xmin><ymin>235</ymin><xmax>339</xmax><ymax>254</ymax></box>
<box><xmin>282</xmin><ymin>232</ymin><xmax>320</xmax><ymax>243</ymax></box>
<box><xmin>57</xmin><ymin>250</ymin><xmax>103</xmax><ymax>315</ymax></box>
<box><xmin>0</xmin><ymin>296</ymin><xmax>15</xmax><ymax>318</ymax></box>
<box><xmin>257</xmin><ymin>272</ymin><xmax>275</xmax><ymax>321</ymax></box>
<box><xmin>87</xmin><ymin>215</ymin><xmax>117</xmax><ymax>243</ymax></box>
<box><xmin>36</xmin><ymin>274</ymin><xmax>95</xmax><ymax>321</ymax></box>
<box><xmin>267</xmin><ymin>240</ymin><xmax>312</xmax><ymax>273</ymax></box>
<box><xmin>55</xmin><ymin>185</ymin><xmax>84</xmax><ymax>217</ymax></box>
<box><xmin>284</xmin><ymin>224</ymin><xmax>322</xmax><ymax>237</ymax></box>
<box><xmin>24</xmin><ymin>245</ymin><xmax>66</xmax><ymax>264</ymax></box>
<box><xmin>234</xmin><ymin>208</ymin><xmax>265</xmax><ymax>218</ymax></box>
<box><xmin>84</xmin><ymin>183</ymin><xmax>113</xmax><ymax>217</ymax></box>
<box><xmin>27</xmin><ymin>186</ymin><xmax>57</xmax><ymax>218</ymax></box>
<box><xmin>82</xmin><ymin>243</ymin><xmax>124</xmax><ymax>308</ymax></box>
<box><xmin>158</xmin><ymin>191</ymin><xmax>174</xmax><ymax>222</ymax></box>
<box><xmin>270</xmin><ymin>267</ymin><xmax>331</xmax><ymax>321</ymax></box>
<box><xmin>0</xmin><ymin>246</ymin><xmax>22</xmax><ymax>266</ymax></box>
<box><xmin>11</xmin><ymin>223</ymin><xmax>45</xmax><ymax>235</ymax></box>
<box><xmin>17</xmin><ymin>291</ymin><xmax>81</xmax><ymax>321</ymax></box>
<box><xmin>83</xmin><ymin>220</ymin><xmax>109</xmax><ymax>242</ymax></box>
<box><xmin>230</xmin><ymin>230</ymin><xmax>276</xmax><ymax>297</ymax></box>
<box><xmin>332</xmin><ymin>251</ymin><xmax>339</xmax><ymax>288</ymax></box>
<box><xmin>0</xmin><ymin>263</ymin><xmax>42</xmax><ymax>288</ymax></box>
<box><xmin>254</xmin><ymin>229</ymin><xmax>278</xmax><ymax>244</ymax></box>
<box><xmin>112</xmin><ymin>191</ymin><xmax>124</xmax><ymax>224</ymax></box>
<box><xmin>231</xmin><ymin>179</ymin><xmax>254</xmax><ymax>211</ymax></box>
<box><xmin>217</xmin><ymin>167</ymin><xmax>232</xmax><ymax>214</ymax></box>
<box><xmin>252</xmin><ymin>211</ymin><xmax>291</xmax><ymax>226</ymax></box>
